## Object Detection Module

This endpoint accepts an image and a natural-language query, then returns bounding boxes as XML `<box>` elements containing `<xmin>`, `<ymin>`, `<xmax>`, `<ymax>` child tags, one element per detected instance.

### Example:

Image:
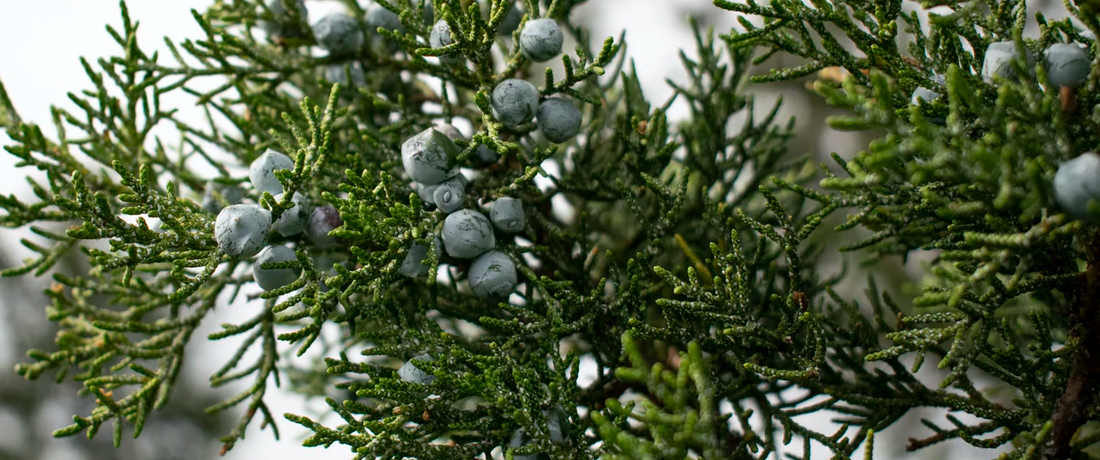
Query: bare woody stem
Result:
<box><xmin>1044</xmin><ymin>228</ymin><xmax>1100</xmax><ymax>459</ymax></box>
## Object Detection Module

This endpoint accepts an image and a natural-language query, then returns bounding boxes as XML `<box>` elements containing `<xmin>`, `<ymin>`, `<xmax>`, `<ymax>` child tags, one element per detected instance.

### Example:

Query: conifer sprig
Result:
<box><xmin>6</xmin><ymin>0</ymin><xmax>1100</xmax><ymax>458</ymax></box>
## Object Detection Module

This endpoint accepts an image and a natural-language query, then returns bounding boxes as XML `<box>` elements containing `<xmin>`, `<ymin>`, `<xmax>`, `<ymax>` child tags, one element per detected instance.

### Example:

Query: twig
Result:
<box><xmin>0</xmin><ymin>75</ymin><xmax>21</xmax><ymax>128</ymax></box>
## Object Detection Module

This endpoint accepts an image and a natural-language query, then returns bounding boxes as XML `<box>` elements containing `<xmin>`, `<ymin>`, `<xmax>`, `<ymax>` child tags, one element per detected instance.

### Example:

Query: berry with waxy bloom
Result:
<box><xmin>519</xmin><ymin>18</ymin><xmax>564</xmax><ymax>62</ymax></box>
<box><xmin>400</xmin><ymin>242</ymin><xmax>429</xmax><ymax>278</ymax></box>
<box><xmin>399</xmin><ymin>238</ymin><xmax>441</xmax><ymax>278</ymax></box>
<box><xmin>441</xmin><ymin>209</ymin><xmax>495</xmax><ymax>259</ymax></box>
<box><xmin>430</xmin><ymin>20</ymin><xmax>462</xmax><ymax>64</ymax></box>
<box><xmin>366</xmin><ymin>4</ymin><xmax>405</xmax><ymax>33</ymax></box>
<box><xmin>1044</xmin><ymin>43</ymin><xmax>1091</xmax><ymax>89</ymax></box>
<box><xmin>417</xmin><ymin>183</ymin><xmax>439</xmax><ymax>206</ymax></box>
<box><xmin>253</xmin><ymin>245</ymin><xmax>301</xmax><ymax>290</ymax></box>
<box><xmin>272</xmin><ymin>191</ymin><xmax>311</xmax><ymax>237</ymax></box>
<box><xmin>491</xmin><ymin>79</ymin><xmax>539</xmax><ymax>128</ymax></box>
<box><xmin>249</xmin><ymin>149</ymin><xmax>294</xmax><ymax>195</ymax></box>
<box><xmin>1054</xmin><ymin>152</ymin><xmax>1100</xmax><ymax>223</ymax></box>
<box><xmin>476</xmin><ymin>144</ymin><xmax>500</xmax><ymax>164</ymax></box>
<box><xmin>215</xmin><ymin>204</ymin><xmax>272</xmax><ymax>258</ymax></box>
<box><xmin>313</xmin><ymin>13</ymin><xmax>364</xmax><ymax>56</ymax></box>
<box><xmin>536</xmin><ymin>98</ymin><xmax>581</xmax><ymax>143</ymax></box>
<box><xmin>401</xmin><ymin>128</ymin><xmax>460</xmax><ymax>185</ymax></box>
<box><xmin>490</xmin><ymin>197</ymin><xmax>525</xmax><ymax>233</ymax></box>
<box><xmin>469</xmin><ymin>250</ymin><xmax>517</xmax><ymax>298</ymax></box>
<box><xmin>398</xmin><ymin>354</ymin><xmax>435</xmax><ymax>384</ymax></box>
<box><xmin>982</xmin><ymin>41</ymin><xmax>1035</xmax><ymax>84</ymax></box>
<box><xmin>911</xmin><ymin>74</ymin><xmax>946</xmax><ymax>105</ymax></box>
<box><xmin>432</xmin><ymin>177</ymin><xmax>465</xmax><ymax>214</ymax></box>
<box><xmin>306</xmin><ymin>204</ymin><xmax>342</xmax><ymax>248</ymax></box>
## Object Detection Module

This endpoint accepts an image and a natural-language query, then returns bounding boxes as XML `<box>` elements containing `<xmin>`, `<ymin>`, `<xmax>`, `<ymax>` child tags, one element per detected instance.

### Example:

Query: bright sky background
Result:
<box><xmin>0</xmin><ymin>2</ymin><xmax>997</xmax><ymax>460</ymax></box>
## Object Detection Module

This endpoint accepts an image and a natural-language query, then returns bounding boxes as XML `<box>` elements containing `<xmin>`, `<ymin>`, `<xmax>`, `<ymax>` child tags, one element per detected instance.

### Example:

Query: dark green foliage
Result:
<box><xmin>5</xmin><ymin>0</ymin><xmax>1100</xmax><ymax>459</ymax></box>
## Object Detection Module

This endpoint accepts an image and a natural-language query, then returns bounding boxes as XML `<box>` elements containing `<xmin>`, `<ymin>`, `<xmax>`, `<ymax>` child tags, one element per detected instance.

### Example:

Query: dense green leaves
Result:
<box><xmin>5</xmin><ymin>0</ymin><xmax>1100</xmax><ymax>458</ymax></box>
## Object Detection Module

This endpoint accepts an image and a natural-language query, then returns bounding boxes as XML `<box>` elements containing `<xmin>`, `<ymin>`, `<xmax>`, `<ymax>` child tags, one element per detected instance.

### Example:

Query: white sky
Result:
<box><xmin>0</xmin><ymin>2</ymin><xmax>998</xmax><ymax>460</ymax></box>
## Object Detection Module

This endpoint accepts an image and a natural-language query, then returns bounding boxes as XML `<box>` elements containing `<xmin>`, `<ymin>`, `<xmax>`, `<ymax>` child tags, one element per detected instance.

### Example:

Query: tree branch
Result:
<box><xmin>1044</xmin><ymin>228</ymin><xmax>1100</xmax><ymax>459</ymax></box>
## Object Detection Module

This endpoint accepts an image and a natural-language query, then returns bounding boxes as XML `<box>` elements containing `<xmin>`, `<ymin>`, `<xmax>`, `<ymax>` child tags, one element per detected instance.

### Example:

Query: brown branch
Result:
<box><xmin>1043</xmin><ymin>228</ymin><xmax>1100</xmax><ymax>459</ymax></box>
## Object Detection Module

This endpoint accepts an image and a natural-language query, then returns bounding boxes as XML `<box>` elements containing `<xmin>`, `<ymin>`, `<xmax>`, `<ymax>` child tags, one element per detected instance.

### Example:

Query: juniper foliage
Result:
<box><xmin>3</xmin><ymin>0</ymin><xmax>1100</xmax><ymax>459</ymax></box>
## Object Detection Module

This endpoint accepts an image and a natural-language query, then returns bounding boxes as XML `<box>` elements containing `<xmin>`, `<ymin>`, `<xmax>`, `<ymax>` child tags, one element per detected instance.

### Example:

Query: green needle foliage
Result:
<box><xmin>3</xmin><ymin>0</ymin><xmax>1100</xmax><ymax>458</ymax></box>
